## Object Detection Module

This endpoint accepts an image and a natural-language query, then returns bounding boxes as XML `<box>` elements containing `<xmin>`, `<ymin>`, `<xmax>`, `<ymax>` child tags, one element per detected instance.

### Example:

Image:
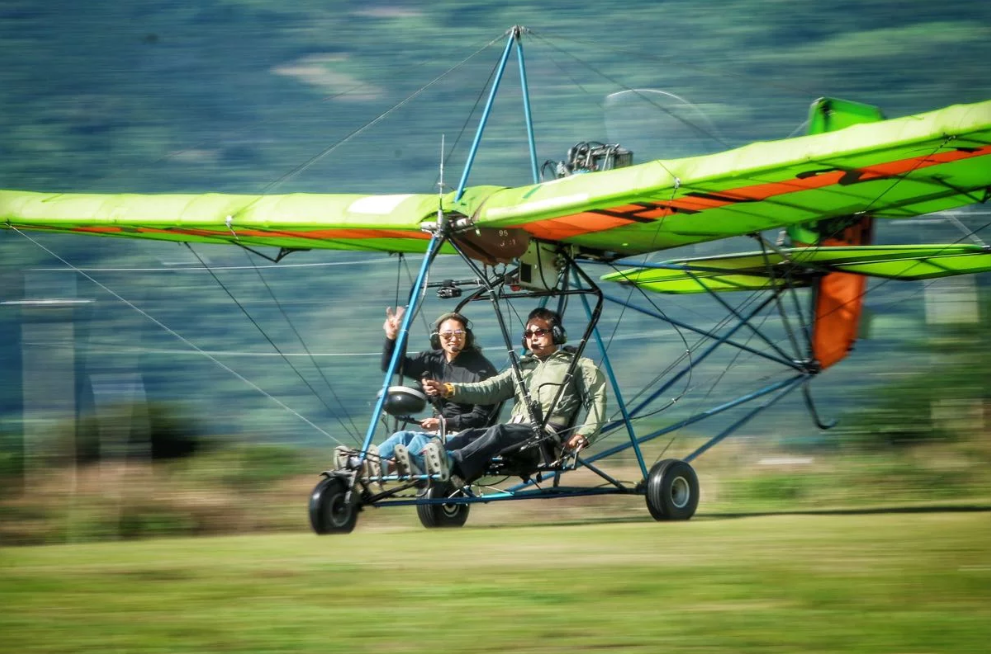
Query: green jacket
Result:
<box><xmin>451</xmin><ymin>348</ymin><xmax>608</xmax><ymax>443</ymax></box>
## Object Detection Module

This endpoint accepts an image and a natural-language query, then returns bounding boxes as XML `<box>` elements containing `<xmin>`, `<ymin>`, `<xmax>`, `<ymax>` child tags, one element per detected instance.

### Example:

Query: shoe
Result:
<box><xmin>449</xmin><ymin>473</ymin><xmax>466</xmax><ymax>489</ymax></box>
<box><xmin>366</xmin><ymin>445</ymin><xmax>383</xmax><ymax>481</ymax></box>
<box><xmin>393</xmin><ymin>444</ymin><xmax>413</xmax><ymax>478</ymax></box>
<box><xmin>334</xmin><ymin>445</ymin><xmax>351</xmax><ymax>470</ymax></box>
<box><xmin>421</xmin><ymin>442</ymin><xmax>450</xmax><ymax>482</ymax></box>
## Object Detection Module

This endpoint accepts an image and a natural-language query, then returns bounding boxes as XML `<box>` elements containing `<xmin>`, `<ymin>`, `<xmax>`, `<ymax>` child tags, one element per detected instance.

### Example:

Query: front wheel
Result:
<box><xmin>645</xmin><ymin>459</ymin><xmax>699</xmax><ymax>521</ymax></box>
<box><xmin>416</xmin><ymin>482</ymin><xmax>470</xmax><ymax>529</ymax></box>
<box><xmin>309</xmin><ymin>476</ymin><xmax>358</xmax><ymax>534</ymax></box>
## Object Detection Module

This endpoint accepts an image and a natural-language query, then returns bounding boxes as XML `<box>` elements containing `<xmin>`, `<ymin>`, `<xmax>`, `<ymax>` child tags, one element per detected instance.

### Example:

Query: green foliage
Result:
<box><xmin>0</xmin><ymin>428</ymin><xmax>24</xmax><ymax>494</ymax></box>
<box><xmin>733</xmin><ymin>471</ymin><xmax>818</xmax><ymax>503</ymax></box>
<box><xmin>116</xmin><ymin>503</ymin><xmax>198</xmax><ymax>540</ymax></box>
<box><xmin>65</xmin><ymin>401</ymin><xmax>205</xmax><ymax>464</ymax></box>
<box><xmin>174</xmin><ymin>443</ymin><xmax>311</xmax><ymax>491</ymax></box>
<box><xmin>839</xmin><ymin>293</ymin><xmax>990</xmax><ymax>450</ymax></box>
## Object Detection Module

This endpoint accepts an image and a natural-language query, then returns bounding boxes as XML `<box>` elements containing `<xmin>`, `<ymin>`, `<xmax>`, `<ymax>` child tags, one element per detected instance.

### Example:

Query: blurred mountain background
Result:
<box><xmin>0</xmin><ymin>1</ymin><xmax>989</xmax><ymax>539</ymax></box>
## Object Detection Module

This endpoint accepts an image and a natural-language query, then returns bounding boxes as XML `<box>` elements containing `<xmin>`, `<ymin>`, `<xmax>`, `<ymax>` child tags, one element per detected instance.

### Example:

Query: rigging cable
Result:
<box><xmin>238</xmin><ymin>246</ymin><xmax>364</xmax><ymax>438</ymax></box>
<box><xmin>532</xmin><ymin>29</ymin><xmax>820</xmax><ymax>98</ymax></box>
<box><xmin>438</xmin><ymin>51</ymin><xmax>504</xmax><ymax>190</ymax></box>
<box><xmin>84</xmin><ymin>34</ymin><xmax>505</xmax><ymax>191</ymax></box>
<box><xmin>11</xmin><ymin>227</ymin><xmax>348</xmax><ymax>446</ymax></box>
<box><xmin>184</xmin><ymin>243</ymin><xmax>362</xmax><ymax>443</ymax></box>
<box><xmin>529</xmin><ymin>31</ymin><xmax>731</xmax><ymax>150</ymax></box>
<box><xmin>32</xmin><ymin>257</ymin><xmax>396</xmax><ymax>273</ymax></box>
<box><xmin>783</xmin><ymin>137</ymin><xmax>984</xmax><ymax>327</ymax></box>
<box><xmin>259</xmin><ymin>36</ymin><xmax>505</xmax><ymax>195</ymax></box>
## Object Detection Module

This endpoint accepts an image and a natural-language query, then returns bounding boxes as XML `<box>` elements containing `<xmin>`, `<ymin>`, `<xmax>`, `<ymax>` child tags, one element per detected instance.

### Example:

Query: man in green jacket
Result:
<box><xmin>422</xmin><ymin>308</ymin><xmax>607</xmax><ymax>484</ymax></box>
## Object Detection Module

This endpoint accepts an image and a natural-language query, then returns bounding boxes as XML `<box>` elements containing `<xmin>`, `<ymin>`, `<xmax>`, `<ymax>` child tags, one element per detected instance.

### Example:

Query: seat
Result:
<box><xmin>485</xmin><ymin>410</ymin><xmax>582</xmax><ymax>481</ymax></box>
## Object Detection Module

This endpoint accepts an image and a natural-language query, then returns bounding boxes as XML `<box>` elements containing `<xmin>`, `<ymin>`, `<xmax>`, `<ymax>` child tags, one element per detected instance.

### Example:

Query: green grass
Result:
<box><xmin>2</xmin><ymin>511</ymin><xmax>989</xmax><ymax>653</ymax></box>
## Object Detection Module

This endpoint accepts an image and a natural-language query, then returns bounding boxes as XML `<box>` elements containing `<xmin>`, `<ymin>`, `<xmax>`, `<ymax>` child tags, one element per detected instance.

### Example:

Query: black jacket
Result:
<box><xmin>381</xmin><ymin>338</ymin><xmax>499</xmax><ymax>431</ymax></box>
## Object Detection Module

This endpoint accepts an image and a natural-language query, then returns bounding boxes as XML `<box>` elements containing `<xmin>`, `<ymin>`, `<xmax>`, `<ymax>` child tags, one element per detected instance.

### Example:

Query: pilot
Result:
<box><xmin>422</xmin><ymin>307</ymin><xmax>607</xmax><ymax>486</ymax></box>
<box><xmin>364</xmin><ymin>308</ymin><xmax>498</xmax><ymax>476</ymax></box>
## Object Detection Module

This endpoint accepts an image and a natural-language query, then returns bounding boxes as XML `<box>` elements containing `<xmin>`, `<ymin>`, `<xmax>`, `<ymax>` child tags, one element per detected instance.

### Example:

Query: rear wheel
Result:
<box><xmin>645</xmin><ymin>459</ymin><xmax>699</xmax><ymax>521</ymax></box>
<box><xmin>416</xmin><ymin>482</ymin><xmax>470</xmax><ymax>528</ymax></box>
<box><xmin>309</xmin><ymin>476</ymin><xmax>358</xmax><ymax>534</ymax></box>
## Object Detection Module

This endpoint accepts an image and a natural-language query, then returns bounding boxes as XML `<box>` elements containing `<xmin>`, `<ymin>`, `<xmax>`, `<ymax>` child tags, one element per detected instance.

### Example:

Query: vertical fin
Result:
<box><xmin>793</xmin><ymin>98</ymin><xmax>886</xmax><ymax>369</ymax></box>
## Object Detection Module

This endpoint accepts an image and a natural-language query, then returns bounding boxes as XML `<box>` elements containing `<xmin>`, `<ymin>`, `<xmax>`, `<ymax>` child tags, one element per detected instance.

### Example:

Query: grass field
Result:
<box><xmin>2</xmin><ymin>509</ymin><xmax>989</xmax><ymax>653</ymax></box>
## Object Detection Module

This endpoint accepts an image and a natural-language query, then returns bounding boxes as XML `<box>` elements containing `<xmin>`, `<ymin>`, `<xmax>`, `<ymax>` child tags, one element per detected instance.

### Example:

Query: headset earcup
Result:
<box><xmin>553</xmin><ymin>325</ymin><xmax>567</xmax><ymax>345</ymax></box>
<box><xmin>429</xmin><ymin>333</ymin><xmax>441</xmax><ymax>350</ymax></box>
<box><xmin>464</xmin><ymin>328</ymin><xmax>474</xmax><ymax>349</ymax></box>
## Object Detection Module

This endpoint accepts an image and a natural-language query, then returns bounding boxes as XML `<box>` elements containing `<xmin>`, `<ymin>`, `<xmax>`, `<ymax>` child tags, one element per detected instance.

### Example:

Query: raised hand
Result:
<box><xmin>383</xmin><ymin>306</ymin><xmax>406</xmax><ymax>340</ymax></box>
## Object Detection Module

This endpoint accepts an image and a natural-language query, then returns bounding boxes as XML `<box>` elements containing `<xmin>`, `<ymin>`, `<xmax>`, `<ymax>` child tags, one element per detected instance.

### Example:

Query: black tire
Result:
<box><xmin>416</xmin><ymin>482</ymin><xmax>470</xmax><ymax>529</ymax></box>
<box><xmin>309</xmin><ymin>476</ymin><xmax>358</xmax><ymax>534</ymax></box>
<box><xmin>645</xmin><ymin>459</ymin><xmax>699</xmax><ymax>521</ymax></box>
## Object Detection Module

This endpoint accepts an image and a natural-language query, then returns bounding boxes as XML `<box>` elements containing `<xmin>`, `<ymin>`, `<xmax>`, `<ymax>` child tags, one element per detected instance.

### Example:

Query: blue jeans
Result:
<box><xmin>377</xmin><ymin>430</ymin><xmax>436</xmax><ymax>470</ymax></box>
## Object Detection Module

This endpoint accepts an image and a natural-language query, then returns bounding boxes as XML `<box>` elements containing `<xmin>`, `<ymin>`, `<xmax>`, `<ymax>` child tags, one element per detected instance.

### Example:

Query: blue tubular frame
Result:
<box><xmin>455</xmin><ymin>26</ymin><xmax>539</xmax><ymax>202</ymax></box>
<box><xmin>516</xmin><ymin>35</ymin><xmax>539</xmax><ymax>184</ymax></box>
<box><xmin>342</xmin><ymin>28</ymin><xmax>824</xmax><ymax>512</ymax></box>
<box><xmin>601</xmin><ymin>292</ymin><xmax>801</xmax><ymax>371</ymax></box>
<box><xmin>358</xmin><ymin>232</ymin><xmax>446</xmax><ymax>456</ymax></box>
<box><xmin>575</xmin><ymin>273</ymin><xmax>649</xmax><ymax>479</ymax></box>
<box><xmin>608</xmin><ymin>258</ymin><xmax>801</xmax><ymax>365</ymax></box>
<box><xmin>360</xmin><ymin>252</ymin><xmax>816</xmax><ymax>502</ymax></box>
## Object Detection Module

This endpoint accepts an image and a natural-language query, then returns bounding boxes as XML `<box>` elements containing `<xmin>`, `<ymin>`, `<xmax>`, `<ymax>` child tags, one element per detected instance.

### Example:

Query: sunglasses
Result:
<box><xmin>439</xmin><ymin>330</ymin><xmax>465</xmax><ymax>339</ymax></box>
<box><xmin>522</xmin><ymin>327</ymin><xmax>551</xmax><ymax>339</ymax></box>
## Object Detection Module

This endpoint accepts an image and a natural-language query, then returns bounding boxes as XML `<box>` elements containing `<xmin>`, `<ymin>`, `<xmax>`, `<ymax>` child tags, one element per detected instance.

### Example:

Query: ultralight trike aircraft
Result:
<box><xmin>2</xmin><ymin>27</ymin><xmax>990</xmax><ymax>533</ymax></box>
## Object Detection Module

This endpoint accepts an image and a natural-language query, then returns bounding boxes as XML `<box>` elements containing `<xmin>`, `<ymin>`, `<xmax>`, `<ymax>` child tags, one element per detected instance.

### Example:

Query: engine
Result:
<box><xmin>542</xmin><ymin>141</ymin><xmax>633</xmax><ymax>180</ymax></box>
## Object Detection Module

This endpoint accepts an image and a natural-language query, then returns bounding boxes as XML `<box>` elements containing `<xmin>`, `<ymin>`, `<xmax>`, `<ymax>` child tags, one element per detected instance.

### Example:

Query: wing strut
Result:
<box><xmin>455</xmin><ymin>25</ymin><xmax>538</xmax><ymax>201</ymax></box>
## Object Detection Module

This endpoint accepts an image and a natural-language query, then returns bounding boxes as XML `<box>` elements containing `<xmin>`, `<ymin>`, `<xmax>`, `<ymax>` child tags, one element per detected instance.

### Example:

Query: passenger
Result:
<box><xmin>421</xmin><ymin>308</ymin><xmax>607</xmax><ymax>485</ymax></box>
<box><xmin>372</xmin><ymin>307</ymin><xmax>498</xmax><ymax>475</ymax></box>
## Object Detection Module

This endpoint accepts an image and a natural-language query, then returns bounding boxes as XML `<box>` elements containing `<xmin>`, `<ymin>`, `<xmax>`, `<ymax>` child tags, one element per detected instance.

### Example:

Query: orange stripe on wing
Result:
<box><xmin>130</xmin><ymin>227</ymin><xmax>429</xmax><ymax>241</ymax></box>
<box><xmin>72</xmin><ymin>226</ymin><xmax>124</xmax><ymax>234</ymax></box>
<box><xmin>518</xmin><ymin>213</ymin><xmax>635</xmax><ymax>240</ymax></box>
<box><xmin>854</xmin><ymin>144</ymin><xmax>991</xmax><ymax>180</ymax></box>
<box><xmin>512</xmin><ymin>145</ymin><xmax>991</xmax><ymax>239</ymax></box>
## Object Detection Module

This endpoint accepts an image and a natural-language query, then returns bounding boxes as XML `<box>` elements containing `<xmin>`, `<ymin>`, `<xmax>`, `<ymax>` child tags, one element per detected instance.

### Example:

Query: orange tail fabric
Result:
<box><xmin>810</xmin><ymin>217</ymin><xmax>874</xmax><ymax>369</ymax></box>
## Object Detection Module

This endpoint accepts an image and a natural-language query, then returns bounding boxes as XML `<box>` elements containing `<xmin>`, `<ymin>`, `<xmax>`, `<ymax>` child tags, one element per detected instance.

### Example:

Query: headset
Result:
<box><xmin>429</xmin><ymin>312</ymin><xmax>475</xmax><ymax>350</ymax></box>
<box><xmin>521</xmin><ymin>308</ymin><xmax>567</xmax><ymax>349</ymax></box>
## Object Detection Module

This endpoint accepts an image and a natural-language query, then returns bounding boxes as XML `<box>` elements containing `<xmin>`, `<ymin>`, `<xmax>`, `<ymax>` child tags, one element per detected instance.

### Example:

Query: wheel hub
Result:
<box><xmin>670</xmin><ymin>476</ymin><xmax>691</xmax><ymax>509</ymax></box>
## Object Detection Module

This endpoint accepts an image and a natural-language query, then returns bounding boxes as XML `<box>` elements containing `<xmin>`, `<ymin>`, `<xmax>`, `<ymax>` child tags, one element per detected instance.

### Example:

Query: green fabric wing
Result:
<box><xmin>3</xmin><ymin>101</ymin><xmax>989</xmax><ymax>259</ymax></box>
<box><xmin>466</xmin><ymin>100</ymin><xmax>991</xmax><ymax>256</ymax></box>
<box><xmin>0</xmin><ymin>190</ymin><xmax>445</xmax><ymax>253</ymax></box>
<box><xmin>601</xmin><ymin>244</ymin><xmax>991</xmax><ymax>294</ymax></box>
